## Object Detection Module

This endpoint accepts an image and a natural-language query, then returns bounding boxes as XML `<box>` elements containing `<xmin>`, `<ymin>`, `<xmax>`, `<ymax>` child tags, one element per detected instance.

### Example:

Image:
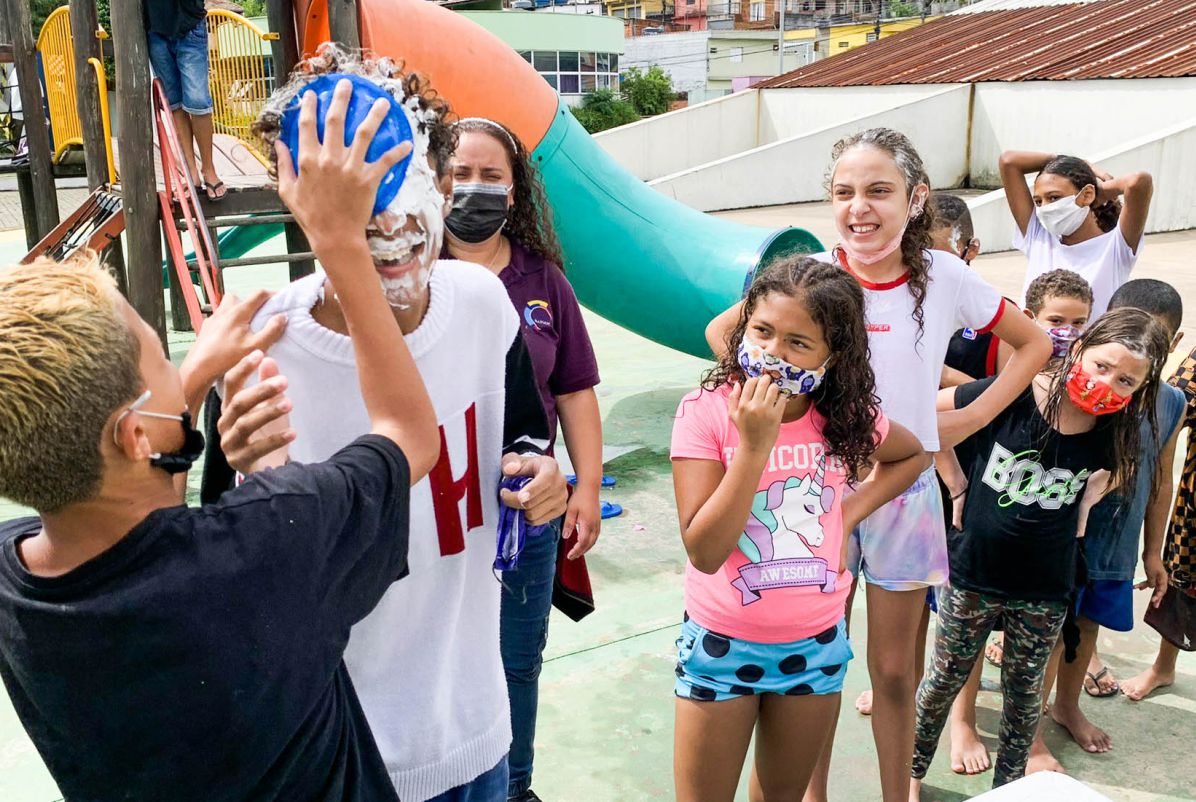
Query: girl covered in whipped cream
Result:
<box><xmin>706</xmin><ymin>127</ymin><xmax>1050</xmax><ymax>802</ymax></box>
<box><xmin>672</xmin><ymin>256</ymin><xmax>928</xmax><ymax>802</ymax></box>
<box><xmin>999</xmin><ymin>151</ymin><xmax>1153</xmax><ymax>319</ymax></box>
<box><xmin>914</xmin><ymin>307</ymin><xmax>1171</xmax><ymax>794</ymax></box>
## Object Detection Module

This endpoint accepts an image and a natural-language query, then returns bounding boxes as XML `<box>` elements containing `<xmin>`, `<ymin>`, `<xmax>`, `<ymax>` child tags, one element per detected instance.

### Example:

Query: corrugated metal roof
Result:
<box><xmin>759</xmin><ymin>0</ymin><xmax>1196</xmax><ymax>87</ymax></box>
<box><xmin>950</xmin><ymin>0</ymin><xmax>1104</xmax><ymax>13</ymax></box>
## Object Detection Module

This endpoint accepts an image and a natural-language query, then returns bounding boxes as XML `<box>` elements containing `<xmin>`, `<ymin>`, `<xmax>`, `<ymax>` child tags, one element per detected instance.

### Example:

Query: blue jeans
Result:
<box><xmin>147</xmin><ymin>22</ymin><xmax>214</xmax><ymax>115</ymax></box>
<box><xmin>425</xmin><ymin>755</ymin><xmax>509</xmax><ymax>802</ymax></box>
<box><xmin>499</xmin><ymin>518</ymin><xmax>561</xmax><ymax>797</ymax></box>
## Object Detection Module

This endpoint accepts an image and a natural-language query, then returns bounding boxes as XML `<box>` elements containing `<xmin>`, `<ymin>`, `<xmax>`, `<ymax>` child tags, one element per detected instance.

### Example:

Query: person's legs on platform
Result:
<box><xmin>174</xmin><ymin>21</ymin><xmax>223</xmax><ymax>200</ymax></box>
<box><xmin>147</xmin><ymin>31</ymin><xmax>200</xmax><ymax>184</ymax></box>
<box><xmin>1050</xmin><ymin>616</ymin><xmax>1113</xmax><ymax>753</ymax></box>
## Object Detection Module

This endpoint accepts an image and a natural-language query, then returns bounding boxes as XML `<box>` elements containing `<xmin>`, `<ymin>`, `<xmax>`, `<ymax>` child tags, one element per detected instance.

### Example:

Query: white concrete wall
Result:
<box><xmin>622</xmin><ymin>32</ymin><xmax>710</xmax><ymax>95</ymax></box>
<box><xmin>969</xmin><ymin>78</ymin><xmax>1196</xmax><ymax>187</ymax></box>
<box><xmin>969</xmin><ymin>116</ymin><xmax>1196</xmax><ymax>253</ymax></box>
<box><xmin>593</xmin><ymin>89</ymin><xmax>760</xmax><ymax>181</ymax></box>
<box><xmin>759</xmin><ymin>84</ymin><xmax>961</xmax><ymax>141</ymax></box>
<box><xmin>648</xmin><ymin>85</ymin><xmax>971</xmax><ymax>212</ymax></box>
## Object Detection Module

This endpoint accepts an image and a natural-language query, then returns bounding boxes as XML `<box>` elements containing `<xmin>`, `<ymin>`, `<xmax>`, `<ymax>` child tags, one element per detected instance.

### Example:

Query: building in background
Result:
<box><xmin>458</xmin><ymin>10</ymin><xmax>625</xmax><ymax>105</ymax></box>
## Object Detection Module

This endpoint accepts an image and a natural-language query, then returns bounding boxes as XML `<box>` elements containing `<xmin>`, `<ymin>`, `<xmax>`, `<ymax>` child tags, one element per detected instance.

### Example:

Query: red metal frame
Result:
<box><xmin>153</xmin><ymin>78</ymin><xmax>222</xmax><ymax>332</ymax></box>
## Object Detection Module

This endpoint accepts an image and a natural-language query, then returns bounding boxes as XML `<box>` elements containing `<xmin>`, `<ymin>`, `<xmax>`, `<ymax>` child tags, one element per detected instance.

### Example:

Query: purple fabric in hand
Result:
<box><xmin>495</xmin><ymin>475</ymin><xmax>551</xmax><ymax>571</ymax></box>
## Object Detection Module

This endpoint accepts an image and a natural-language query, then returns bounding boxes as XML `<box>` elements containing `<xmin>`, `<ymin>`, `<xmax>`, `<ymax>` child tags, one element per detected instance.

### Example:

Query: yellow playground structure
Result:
<box><xmin>33</xmin><ymin>7</ymin><xmax>277</xmax><ymax>175</ymax></box>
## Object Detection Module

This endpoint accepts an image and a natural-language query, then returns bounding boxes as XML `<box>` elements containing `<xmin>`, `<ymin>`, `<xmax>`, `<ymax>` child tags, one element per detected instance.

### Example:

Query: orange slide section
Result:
<box><xmin>296</xmin><ymin>0</ymin><xmax>559</xmax><ymax>150</ymax></box>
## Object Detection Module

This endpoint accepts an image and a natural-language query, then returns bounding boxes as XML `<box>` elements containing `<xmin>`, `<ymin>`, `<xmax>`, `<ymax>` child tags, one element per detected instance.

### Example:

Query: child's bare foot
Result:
<box><xmin>1121</xmin><ymin>665</ymin><xmax>1175</xmax><ymax>700</ymax></box>
<box><xmin>1050</xmin><ymin>703</ymin><xmax>1112</xmax><ymax>752</ymax></box>
<box><xmin>908</xmin><ymin>776</ymin><xmax>922</xmax><ymax>802</ymax></box>
<box><xmin>949</xmin><ymin>719</ymin><xmax>991</xmax><ymax>775</ymax></box>
<box><xmin>855</xmin><ymin>689</ymin><xmax>873</xmax><ymax>715</ymax></box>
<box><xmin>1026</xmin><ymin>736</ymin><xmax>1065</xmax><ymax>774</ymax></box>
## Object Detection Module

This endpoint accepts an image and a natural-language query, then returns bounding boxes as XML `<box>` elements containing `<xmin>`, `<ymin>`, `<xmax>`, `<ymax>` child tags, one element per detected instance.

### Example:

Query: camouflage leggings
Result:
<box><xmin>912</xmin><ymin>584</ymin><xmax>1067</xmax><ymax>787</ymax></box>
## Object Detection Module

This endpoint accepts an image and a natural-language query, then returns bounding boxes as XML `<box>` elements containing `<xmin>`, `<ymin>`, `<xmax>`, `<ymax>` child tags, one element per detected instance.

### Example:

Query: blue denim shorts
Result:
<box><xmin>148</xmin><ymin>22</ymin><xmax>213</xmax><ymax>115</ymax></box>
<box><xmin>1077</xmin><ymin>579</ymin><xmax>1134</xmax><ymax>632</ymax></box>
<box><xmin>674</xmin><ymin>614</ymin><xmax>852</xmax><ymax>702</ymax></box>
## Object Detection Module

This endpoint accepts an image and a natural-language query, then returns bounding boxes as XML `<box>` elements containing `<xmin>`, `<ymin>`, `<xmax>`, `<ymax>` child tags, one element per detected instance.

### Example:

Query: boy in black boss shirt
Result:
<box><xmin>0</xmin><ymin>85</ymin><xmax>438</xmax><ymax>801</ymax></box>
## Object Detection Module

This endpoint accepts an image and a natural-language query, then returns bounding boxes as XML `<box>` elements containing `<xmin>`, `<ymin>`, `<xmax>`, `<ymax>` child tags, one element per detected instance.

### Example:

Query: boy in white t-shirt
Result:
<box><xmin>205</xmin><ymin>49</ymin><xmax>568</xmax><ymax>802</ymax></box>
<box><xmin>999</xmin><ymin>151</ymin><xmax>1153</xmax><ymax>318</ymax></box>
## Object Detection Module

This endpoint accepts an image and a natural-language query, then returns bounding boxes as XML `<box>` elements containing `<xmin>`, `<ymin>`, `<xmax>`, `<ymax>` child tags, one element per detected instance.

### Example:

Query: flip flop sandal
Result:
<box><xmin>203</xmin><ymin>180</ymin><xmax>228</xmax><ymax>202</ymax></box>
<box><xmin>984</xmin><ymin>638</ymin><xmax>1004</xmax><ymax>668</ymax></box>
<box><xmin>600</xmin><ymin>501</ymin><xmax>623</xmax><ymax>519</ymax></box>
<box><xmin>1084</xmin><ymin>667</ymin><xmax>1120</xmax><ymax>698</ymax></box>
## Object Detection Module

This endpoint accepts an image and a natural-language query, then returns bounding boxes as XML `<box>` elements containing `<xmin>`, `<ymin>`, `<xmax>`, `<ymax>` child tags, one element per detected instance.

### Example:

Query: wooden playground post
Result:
<box><xmin>5</xmin><ymin>0</ymin><xmax>61</xmax><ymax>239</ymax></box>
<box><xmin>266</xmin><ymin>0</ymin><xmax>316</xmax><ymax>280</ymax></box>
<box><xmin>68</xmin><ymin>0</ymin><xmax>128</xmax><ymax>294</ymax></box>
<box><xmin>327</xmin><ymin>0</ymin><xmax>362</xmax><ymax>50</ymax></box>
<box><xmin>110</xmin><ymin>0</ymin><xmax>167</xmax><ymax>348</ymax></box>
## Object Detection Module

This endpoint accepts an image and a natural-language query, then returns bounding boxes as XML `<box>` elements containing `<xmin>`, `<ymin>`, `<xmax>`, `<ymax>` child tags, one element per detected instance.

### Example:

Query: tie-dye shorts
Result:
<box><xmin>845</xmin><ymin>463</ymin><xmax>948</xmax><ymax>591</ymax></box>
<box><xmin>674</xmin><ymin>614</ymin><xmax>853</xmax><ymax>702</ymax></box>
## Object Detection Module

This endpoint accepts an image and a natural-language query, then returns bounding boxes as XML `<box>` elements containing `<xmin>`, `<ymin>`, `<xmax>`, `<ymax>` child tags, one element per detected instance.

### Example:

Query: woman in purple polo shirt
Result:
<box><xmin>446</xmin><ymin>117</ymin><xmax>603</xmax><ymax>802</ymax></box>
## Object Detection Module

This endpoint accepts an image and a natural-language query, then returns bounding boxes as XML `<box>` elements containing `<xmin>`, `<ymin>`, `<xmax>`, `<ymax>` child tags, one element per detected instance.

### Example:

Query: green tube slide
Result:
<box><xmin>532</xmin><ymin>99</ymin><xmax>822</xmax><ymax>358</ymax></box>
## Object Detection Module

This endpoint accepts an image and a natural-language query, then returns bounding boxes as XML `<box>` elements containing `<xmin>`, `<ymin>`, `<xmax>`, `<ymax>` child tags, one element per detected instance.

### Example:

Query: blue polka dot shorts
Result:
<box><xmin>673</xmin><ymin>613</ymin><xmax>853</xmax><ymax>702</ymax></box>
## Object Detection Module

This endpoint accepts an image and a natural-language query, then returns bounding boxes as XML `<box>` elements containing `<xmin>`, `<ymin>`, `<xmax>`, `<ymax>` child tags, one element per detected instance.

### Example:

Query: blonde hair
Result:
<box><xmin>0</xmin><ymin>252</ymin><xmax>142</xmax><ymax>512</ymax></box>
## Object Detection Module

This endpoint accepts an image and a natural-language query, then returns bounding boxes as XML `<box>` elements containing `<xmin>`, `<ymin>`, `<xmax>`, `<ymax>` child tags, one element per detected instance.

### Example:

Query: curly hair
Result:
<box><xmin>1040</xmin><ymin>155</ymin><xmax>1122</xmax><ymax>234</ymax></box>
<box><xmin>1039</xmin><ymin>307</ymin><xmax>1170</xmax><ymax>495</ymax></box>
<box><xmin>701</xmin><ymin>256</ymin><xmax>881</xmax><ymax>479</ymax></box>
<box><xmin>1024</xmin><ymin>268</ymin><xmax>1094</xmax><ymax>315</ymax></box>
<box><xmin>452</xmin><ymin>118</ymin><xmax>564</xmax><ymax>269</ymax></box>
<box><xmin>828</xmin><ymin>128</ymin><xmax>935</xmax><ymax>344</ymax></box>
<box><xmin>251</xmin><ymin>43</ymin><xmax>458</xmax><ymax>181</ymax></box>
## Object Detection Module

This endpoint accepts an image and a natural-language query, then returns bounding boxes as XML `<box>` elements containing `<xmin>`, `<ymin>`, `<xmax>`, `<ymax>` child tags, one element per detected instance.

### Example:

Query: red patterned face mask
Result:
<box><xmin>1066</xmin><ymin>363</ymin><xmax>1133</xmax><ymax>416</ymax></box>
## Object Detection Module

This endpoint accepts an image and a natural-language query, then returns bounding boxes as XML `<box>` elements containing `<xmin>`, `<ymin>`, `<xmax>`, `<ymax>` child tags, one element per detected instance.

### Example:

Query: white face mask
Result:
<box><xmin>1036</xmin><ymin>193</ymin><xmax>1091</xmax><ymax>238</ymax></box>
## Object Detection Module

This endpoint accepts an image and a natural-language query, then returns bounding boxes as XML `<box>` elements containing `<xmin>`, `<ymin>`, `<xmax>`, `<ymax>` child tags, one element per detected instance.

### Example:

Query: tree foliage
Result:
<box><xmin>620</xmin><ymin>65</ymin><xmax>673</xmax><ymax>117</ymax></box>
<box><xmin>570</xmin><ymin>89</ymin><xmax>640</xmax><ymax>134</ymax></box>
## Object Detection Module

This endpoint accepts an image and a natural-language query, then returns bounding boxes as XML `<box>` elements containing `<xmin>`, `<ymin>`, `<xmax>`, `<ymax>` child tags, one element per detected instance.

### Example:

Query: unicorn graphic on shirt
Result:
<box><xmin>730</xmin><ymin>460</ymin><xmax>839</xmax><ymax>605</ymax></box>
<box><xmin>739</xmin><ymin>461</ymin><xmax>836</xmax><ymax>563</ymax></box>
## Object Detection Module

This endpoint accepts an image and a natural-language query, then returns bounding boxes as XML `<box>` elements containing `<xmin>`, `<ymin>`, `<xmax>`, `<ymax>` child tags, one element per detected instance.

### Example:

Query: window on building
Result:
<box><xmin>581</xmin><ymin>74</ymin><xmax>597</xmax><ymax>92</ymax></box>
<box><xmin>580</xmin><ymin>52</ymin><xmax>597</xmax><ymax>72</ymax></box>
<box><xmin>542</xmin><ymin>73</ymin><xmax>558</xmax><ymax>89</ymax></box>
<box><xmin>559</xmin><ymin>51</ymin><xmax>580</xmax><ymax>71</ymax></box>
<box><xmin>559</xmin><ymin>74</ymin><xmax>580</xmax><ymax>93</ymax></box>
<box><xmin>749</xmin><ymin>1</ymin><xmax>764</xmax><ymax>20</ymax></box>
<box><xmin>597</xmin><ymin>74</ymin><xmax>610</xmax><ymax>89</ymax></box>
<box><xmin>730</xmin><ymin>46</ymin><xmax>743</xmax><ymax>63</ymax></box>
<box><xmin>611</xmin><ymin>53</ymin><xmax>619</xmax><ymax>71</ymax></box>
<box><xmin>533</xmin><ymin>52</ymin><xmax>620</xmax><ymax>97</ymax></box>
<box><xmin>518</xmin><ymin>51</ymin><xmax>531</xmax><ymax>63</ymax></box>
<box><xmin>534</xmin><ymin>51</ymin><xmax>557</xmax><ymax>72</ymax></box>
<box><xmin>597</xmin><ymin>53</ymin><xmax>610</xmax><ymax>72</ymax></box>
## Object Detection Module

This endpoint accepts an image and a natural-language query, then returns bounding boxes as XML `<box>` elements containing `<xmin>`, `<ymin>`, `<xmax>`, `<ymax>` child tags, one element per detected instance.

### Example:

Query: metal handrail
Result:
<box><xmin>205</xmin><ymin>9</ymin><xmax>280</xmax><ymax>167</ymax></box>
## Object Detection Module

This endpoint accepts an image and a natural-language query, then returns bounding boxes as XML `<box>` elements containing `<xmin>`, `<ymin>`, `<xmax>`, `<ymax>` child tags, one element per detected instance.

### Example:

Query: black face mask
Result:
<box><xmin>445</xmin><ymin>182</ymin><xmax>510</xmax><ymax>244</ymax></box>
<box><xmin>114</xmin><ymin>391</ymin><xmax>207</xmax><ymax>476</ymax></box>
<box><xmin>150</xmin><ymin>411</ymin><xmax>206</xmax><ymax>475</ymax></box>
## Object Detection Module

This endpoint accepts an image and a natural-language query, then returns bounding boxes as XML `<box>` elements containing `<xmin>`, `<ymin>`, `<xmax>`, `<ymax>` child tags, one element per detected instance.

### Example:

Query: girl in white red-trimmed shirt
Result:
<box><xmin>706</xmin><ymin>128</ymin><xmax>1051</xmax><ymax>802</ymax></box>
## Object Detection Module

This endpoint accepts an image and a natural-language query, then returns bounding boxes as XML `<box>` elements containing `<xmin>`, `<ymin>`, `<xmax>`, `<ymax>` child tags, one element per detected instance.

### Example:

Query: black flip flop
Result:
<box><xmin>203</xmin><ymin>180</ymin><xmax>228</xmax><ymax>202</ymax></box>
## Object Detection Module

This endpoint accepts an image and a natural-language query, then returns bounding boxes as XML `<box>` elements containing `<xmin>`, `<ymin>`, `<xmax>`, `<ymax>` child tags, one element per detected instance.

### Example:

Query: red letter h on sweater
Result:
<box><xmin>429</xmin><ymin>404</ymin><xmax>483</xmax><ymax>556</ymax></box>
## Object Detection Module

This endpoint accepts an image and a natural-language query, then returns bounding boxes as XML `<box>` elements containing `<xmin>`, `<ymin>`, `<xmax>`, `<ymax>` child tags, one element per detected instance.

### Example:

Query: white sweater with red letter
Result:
<box><xmin>251</xmin><ymin>261</ymin><xmax>516</xmax><ymax>801</ymax></box>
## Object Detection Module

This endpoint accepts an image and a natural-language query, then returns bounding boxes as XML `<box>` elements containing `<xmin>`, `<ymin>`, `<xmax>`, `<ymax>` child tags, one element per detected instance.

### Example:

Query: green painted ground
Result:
<box><xmin>0</xmin><ymin>227</ymin><xmax>1194</xmax><ymax>801</ymax></box>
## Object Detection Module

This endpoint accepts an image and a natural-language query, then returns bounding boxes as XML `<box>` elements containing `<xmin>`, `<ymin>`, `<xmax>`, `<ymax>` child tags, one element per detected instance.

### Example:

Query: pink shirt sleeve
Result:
<box><xmin>671</xmin><ymin>388</ymin><xmax>728</xmax><ymax>463</ymax></box>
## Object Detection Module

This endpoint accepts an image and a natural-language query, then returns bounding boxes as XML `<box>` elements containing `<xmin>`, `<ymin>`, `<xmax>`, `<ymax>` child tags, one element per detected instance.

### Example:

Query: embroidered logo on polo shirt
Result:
<box><xmin>865</xmin><ymin>323</ymin><xmax>891</xmax><ymax>333</ymax></box>
<box><xmin>523</xmin><ymin>299</ymin><xmax>552</xmax><ymax>332</ymax></box>
<box><xmin>962</xmin><ymin>328</ymin><xmax>977</xmax><ymax>340</ymax></box>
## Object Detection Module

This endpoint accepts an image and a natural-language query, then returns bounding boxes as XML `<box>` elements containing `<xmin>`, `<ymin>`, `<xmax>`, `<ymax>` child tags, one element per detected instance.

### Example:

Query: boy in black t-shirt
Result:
<box><xmin>912</xmin><ymin>308</ymin><xmax>1171</xmax><ymax>792</ymax></box>
<box><xmin>0</xmin><ymin>85</ymin><xmax>438</xmax><ymax>802</ymax></box>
